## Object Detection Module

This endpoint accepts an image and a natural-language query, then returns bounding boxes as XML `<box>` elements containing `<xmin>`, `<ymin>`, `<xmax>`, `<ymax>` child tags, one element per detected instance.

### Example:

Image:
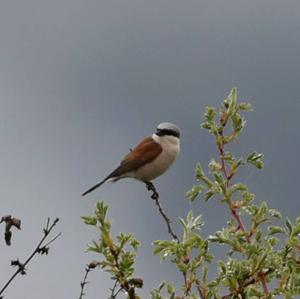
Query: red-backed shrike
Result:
<box><xmin>82</xmin><ymin>122</ymin><xmax>180</xmax><ymax>196</ymax></box>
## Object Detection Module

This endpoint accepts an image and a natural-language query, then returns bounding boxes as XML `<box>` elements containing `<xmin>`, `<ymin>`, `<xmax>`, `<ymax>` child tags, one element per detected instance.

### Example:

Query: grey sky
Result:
<box><xmin>0</xmin><ymin>0</ymin><xmax>300</xmax><ymax>298</ymax></box>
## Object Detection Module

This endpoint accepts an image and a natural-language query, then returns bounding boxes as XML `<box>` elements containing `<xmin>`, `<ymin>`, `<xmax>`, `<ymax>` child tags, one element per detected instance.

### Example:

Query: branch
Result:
<box><xmin>221</xmin><ymin>268</ymin><xmax>273</xmax><ymax>298</ymax></box>
<box><xmin>195</xmin><ymin>280</ymin><xmax>207</xmax><ymax>299</ymax></box>
<box><xmin>145</xmin><ymin>182</ymin><xmax>179</xmax><ymax>242</ymax></box>
<box><xmin>109</xmin><ymin>249</ymin><xmax>142</xmax><ymax>299</ymax></box>
<box><xmin>78</xmin><ymin>261</ymin><xmax>99</xmax><ymax>299</ymax></box>
<box><xmin>109</xmin><ymin>280</ymin><xmax>122</xmax><ymax>299</ymax></box>
<box><xmin>259</xmin><ymin>271</ymin><xmax>269</xmax><ymax>295</ymax></box>
<box><xmin>218</xmin><ymin>121</ymin><xmax>268</xmax><ymax>293</ymax></box>
<box><xmin>183</xmin><ymin>272</ymin><xmax>191</xmax><ymax>296</ymax></box>
<box><xmin>218</xmin><ymin>131</ymin><xmax>249</xmax><ymax>241</ymax></box>
<box><xmin>0</xmin><ymin>218</ymin><xmax>60</xmax><ymax>298</ymax></box>
<box><xmin>145</xmin><ymin>182</ymin><xmax>191</xmax><ymax>297</ymax></box>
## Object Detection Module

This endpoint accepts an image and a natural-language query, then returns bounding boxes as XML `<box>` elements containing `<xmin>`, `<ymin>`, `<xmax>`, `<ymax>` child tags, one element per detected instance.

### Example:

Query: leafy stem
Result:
<box><xmin>82</xmin><ymin>202</ymin><xmax>143</xmax><ymax>299</ymax></box>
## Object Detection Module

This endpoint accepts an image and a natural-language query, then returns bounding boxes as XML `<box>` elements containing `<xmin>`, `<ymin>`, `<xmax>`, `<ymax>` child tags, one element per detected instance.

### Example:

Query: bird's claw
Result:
<box><xmin>151</xmin><ymin>192</ymin><xmax>159</xmax><ymax>200</ymax></box>
<box><xmin>145</xmin><ymin>182</ymin><xmax>159</xmax><ymax>200</ymax></box>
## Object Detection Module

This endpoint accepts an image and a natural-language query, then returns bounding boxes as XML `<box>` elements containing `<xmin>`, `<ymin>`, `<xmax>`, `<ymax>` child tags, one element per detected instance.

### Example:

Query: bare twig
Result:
<box><xmin>42</xmin><ymin>232</ymin><xmax>62</xmax><ymax>248</ymax></box>
<box><xmin>0</xmin><ymin>218</ymin><xmax>60</xmax><ymax>297</ymax></box>
<box><xmin>111</xmin><ymin>287</ymin><xmax>122</xmax><ymax>298</ymax></box>
<box><xmin>78</xmin><ymin>261</ymin><xmax>100</xmax><ymax>299</ymax></box>
<box><xmin>145</xmin><ymin>181</ymin><xmax>179</xmax><ymax>242</ymax></box>
<box><xmin>78</xmin><ymin>268</ymin><xmax>90</xmax><ymax>299</ymax></box>
<box><xmin>109</xmin><ymin>280</ymin><xmax>119</xmax><ymax>299</ymax></box>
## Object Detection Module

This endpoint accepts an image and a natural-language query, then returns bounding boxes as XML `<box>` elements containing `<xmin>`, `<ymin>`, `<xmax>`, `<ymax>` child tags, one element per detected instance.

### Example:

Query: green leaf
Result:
<box><xmin>117</xmin><ymin>233</ymin><xmax>132</xmax><ymax>249</ymax></box>
<box><xmin>195</xmin><ymin>163</ymin><xmax>205</xmax><ymax>180</ymax></box>
<box><xmin>268</xmin><ymin>226</ymin><xmax>285</xmax><ymax>235</ymax></box>
<box><xmin>238</xmin><ymin>102</ymin><xmax>252</xmax><ymax>111</ymax></box>
<box><xmin>225</xmin><ymin>87</ymin><xmax>237</xmax><ymax>117</ymax></box>
<box><xmin>81</xmin><ymin>215</ymin><xmax>97</xmax><ymax>226</ymax></box>
<box><xmin>201</xmin><ymin>121</ymin><xmax>212</xmax><ymax>130</ymax></box>
<box><xmin>186</xmin><ymin>185</ymin><xmax>202</xmax><ymax>202</ymax></box>
<box><xmin>204</xmin><ymin>190</ymin><xmax>215</xmax><ymax>201</ymax></box>
<box><xmin>204</xmin><ymin>106</ymin><xmax>216</xmax><ymax>122</ymax></box>
<box><xmin>292</xmin><ymin>223</ymin><xmax>300</xmax><ymax>237</ymax></box>
<box><xmin>166</xmin><ymin>283</ymin><xmax>175</xmax><ymax>294</ymax></box>
<box><xmin>177</xmin><ymin>262</ymin><xmax>188</xmax><ymax>273</ymax></box>
<box><xmin>286</xmin><ymin>217</ymin><xmax>293</xmax><ymax>235</ymax></box>
<box><xmin>268</xmin><ymin>208</ymin><xmax>282</xmax><ymax>219</ymax></box>
<box><xmin>246</xmin><ymin>152</ymin><xmax>264</xmax><ymax>169</ymax></box>
<box><xmin>231</xmin><ymin>183</ymin><xmax>248</xmax><ymax>193</ymax></box>
<box><xmin>130</xmin><ymin>239</ymin><xmax>141</xmax><ymax>251</ymax></box>
<box><xmin>95</xmin><ymin>201</ymin><xmax>109</xmax><ymax>223</ymax></box>
<box><xmin>231</xmin><ymin>113</ymin><xmax>246</xmax><ymax>133</ymax></box>
<box><xmin>209</xmin><ymin>159</ymin><xmax>222</xmax><ymax>172</ymax></box>
<box><xmin>208</xmin><ymin>235</ymin><xmax>219</xmax><ymax>242</ymax></box>
<box><xmin>202</xmin><ymin>266</ymin><xmax>208</xmax><ymax>282</ymax></box>
<box><xmin>223</xmin><ymin>152</ymin><xmax>234</xmax><ymax>164</ymax></box>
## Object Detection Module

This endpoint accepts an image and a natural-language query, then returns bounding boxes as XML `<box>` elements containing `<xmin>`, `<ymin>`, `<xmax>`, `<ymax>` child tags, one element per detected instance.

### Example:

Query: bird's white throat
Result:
<box><xmin>152</xmin><ymin>133</ymin><xmax>180</xmax><ymax>156</ymax></box>
<box><xmin>152</xmin><ymin>133</ymin><xmax>180</xmax><ymax>146</ymax></box>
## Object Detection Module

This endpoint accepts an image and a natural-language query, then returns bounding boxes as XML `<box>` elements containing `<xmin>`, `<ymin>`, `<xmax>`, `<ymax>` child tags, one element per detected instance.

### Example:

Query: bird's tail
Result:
<box><xmin>81</xmin><ymin>165</ymin><xmax>125</xmax><ymax>197</ymax></box>
<box><xmin>81</xmin><ymin>178</ymin><xmax>107</xmax><ymax>196</ymax></box>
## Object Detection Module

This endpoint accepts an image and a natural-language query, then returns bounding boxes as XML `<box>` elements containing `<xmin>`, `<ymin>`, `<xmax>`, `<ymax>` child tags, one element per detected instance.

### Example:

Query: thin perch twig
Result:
<box><xmin>145</xmin><ymin>182</ymin><xmax>179</xmax><ymax>242</ymax></box>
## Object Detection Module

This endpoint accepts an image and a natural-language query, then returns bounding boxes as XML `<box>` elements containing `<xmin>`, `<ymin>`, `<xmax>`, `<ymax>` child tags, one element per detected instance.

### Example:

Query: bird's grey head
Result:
<box><xmin>155</xmin><ymin>122</ymin><xmax>180</xmax><ymax>138</ymax></box>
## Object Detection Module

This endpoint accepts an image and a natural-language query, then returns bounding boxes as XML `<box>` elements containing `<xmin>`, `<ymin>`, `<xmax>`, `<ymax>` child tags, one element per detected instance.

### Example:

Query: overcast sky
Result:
<box><xmin>0</xmin><ymin>1</ymin><xmax>300</xmax><ymax>298</ymax></box>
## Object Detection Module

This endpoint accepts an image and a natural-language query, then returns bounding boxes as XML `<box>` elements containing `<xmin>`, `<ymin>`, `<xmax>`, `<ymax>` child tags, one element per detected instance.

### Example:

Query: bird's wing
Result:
<box><xmin>81</xmin><ymin>137</ymin><xmax>162</xmax><ymax>196</ymax></box>
<box><xmin>108</xmin><ymin>136</ymin><xmax>163</xmax><ymax>178</ymax></box>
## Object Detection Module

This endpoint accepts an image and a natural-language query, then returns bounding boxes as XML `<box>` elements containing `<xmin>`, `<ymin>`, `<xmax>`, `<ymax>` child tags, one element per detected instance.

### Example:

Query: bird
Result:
<box><xmin>81</xmin><ymin>122</ymin><xmax>180</xmax><ymax>197</ymax></box>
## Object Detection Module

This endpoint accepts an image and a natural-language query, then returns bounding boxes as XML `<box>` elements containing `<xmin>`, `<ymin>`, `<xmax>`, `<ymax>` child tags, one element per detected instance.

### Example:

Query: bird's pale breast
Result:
<box><xmin>134</xmin><ymin>134</ymin><xmax>180</xmax><ymax>181</ymax></box>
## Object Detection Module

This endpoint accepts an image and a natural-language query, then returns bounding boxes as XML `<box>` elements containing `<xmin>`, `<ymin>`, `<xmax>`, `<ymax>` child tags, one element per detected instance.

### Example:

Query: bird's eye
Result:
<box><xmin>156</xmin><ymin>129</ymin><xmax>164</xmax><ymax>136</ymax></box>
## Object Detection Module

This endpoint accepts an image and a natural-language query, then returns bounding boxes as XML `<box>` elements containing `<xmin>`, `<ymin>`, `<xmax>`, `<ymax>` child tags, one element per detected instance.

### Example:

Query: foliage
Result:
<box><xmin>83</xmin><ymin>88</ymin><xmax>300</xmax><ymax>298</ymax></box>
<box><xmin>82</xmin><ymin>202</ymin><xmax>142</xmax><ymax>299</ymax></box>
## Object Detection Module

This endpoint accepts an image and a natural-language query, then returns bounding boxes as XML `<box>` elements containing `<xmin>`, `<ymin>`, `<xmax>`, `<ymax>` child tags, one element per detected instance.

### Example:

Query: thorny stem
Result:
<box><xmin>218</xmin><ymin>135</ymin><xmax>248</xmax><ymax>239</ymax></box>
<box><xmin>231</xmin><ymin>208</ymin><xmax>247</xmax><ymax>235</ymax></box>
<box><xmin>0</xmin><ymin>218</ymin><xmax>60</xmax><ymax>297</ymax></box>
<box><xmin>218</xmin><ymin>124</ymin><xmax>269</xmax><ymax>294</ymax></box>
<box><xmin>145</xmin><ymin>182</ymin><xmax>179</xmax><ymax>243</ymax></box>
<box><xmin>259</xmin><ymin>271</ymin><xmax>269</xmax><ymax>295</ymax></box>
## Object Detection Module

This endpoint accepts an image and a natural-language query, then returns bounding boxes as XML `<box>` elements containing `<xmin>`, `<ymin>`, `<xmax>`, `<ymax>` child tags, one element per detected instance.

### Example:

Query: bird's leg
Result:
<box><xmin>145</xmin><ymin>181</ymin><xmax>159</xmax><ymax>200</ymax></box>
